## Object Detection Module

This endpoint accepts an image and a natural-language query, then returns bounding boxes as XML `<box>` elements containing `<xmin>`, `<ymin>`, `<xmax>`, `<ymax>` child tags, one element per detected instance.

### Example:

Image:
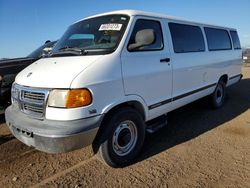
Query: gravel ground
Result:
<box><xmin>0</xmin><ymin>66</ymin><xmax>250</xmax><ymax>188</ymax></box>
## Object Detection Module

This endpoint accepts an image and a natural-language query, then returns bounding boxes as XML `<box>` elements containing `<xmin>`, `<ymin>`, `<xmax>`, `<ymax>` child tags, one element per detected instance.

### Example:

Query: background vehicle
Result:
<box><xmin>0</xmin><ymin>41</ymin><xmax>56</xmax><ymax>112</ymax></box>
<box><xmin>243</xmin><ymin>48</ymin><xmax>250</xmax><ymax>64</ymax></box>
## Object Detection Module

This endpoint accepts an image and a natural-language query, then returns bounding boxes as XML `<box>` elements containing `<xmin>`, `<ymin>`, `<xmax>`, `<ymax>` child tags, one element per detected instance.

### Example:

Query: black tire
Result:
<box><xmin>211</xmin><ymin>80</ymin><xmax>226</xmax><ymax>109</ymax></box>
<box><xmin>94</xmin><ymin>107</ymin><xmax>145</xmax><ymax>168</ymax></box>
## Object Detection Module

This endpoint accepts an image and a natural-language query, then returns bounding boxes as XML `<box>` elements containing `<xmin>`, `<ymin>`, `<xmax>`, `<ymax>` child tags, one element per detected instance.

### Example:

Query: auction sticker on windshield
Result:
<box><xmin>99</xmin><ymin>24</ymin><xmax>122</xmax><ymax>31</ymax></box>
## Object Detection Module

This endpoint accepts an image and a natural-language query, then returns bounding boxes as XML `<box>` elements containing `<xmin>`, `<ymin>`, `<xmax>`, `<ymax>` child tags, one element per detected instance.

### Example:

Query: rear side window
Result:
<box><xmin>204</xmin><ymin>28</ymin><xmax>232</xmax><ymax>51</ymax></box>
<box><xmin>128</xmin><ymin>19</ymin><xmax>163</xmax><ymax>51</ymax></box>
<box><xmin>169</xmin><ymin>23</ymin><xmax>205</xmax><ymax>53</ymax></box>
<box><xmin>230</xmin><ymin>31</ymin><xmax>241</xmax><ymax>49</ymax></box>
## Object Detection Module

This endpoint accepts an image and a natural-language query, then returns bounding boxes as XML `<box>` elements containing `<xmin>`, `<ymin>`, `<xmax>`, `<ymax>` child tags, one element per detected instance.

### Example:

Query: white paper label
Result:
<box><xmin>99</xmin><ymin>23</ymin><xmax>122</xmax><ymax>31</ymax></box>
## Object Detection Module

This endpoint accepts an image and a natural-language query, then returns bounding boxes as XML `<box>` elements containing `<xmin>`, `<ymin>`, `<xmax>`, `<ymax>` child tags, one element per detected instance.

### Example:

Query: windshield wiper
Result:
<box><xmin>58</xmin><ymin>46</ymin><xmax>88</xmax><ymax>55</ymax></box>
<box><xmin>50</xmin><ymin>46</ymin><xmax>88</xmax><ymax>57</ymax></box>
<box><xmin>50</xmin><ymin>47</ymin><xmax>115</xmax><ymax>57</ymax></box>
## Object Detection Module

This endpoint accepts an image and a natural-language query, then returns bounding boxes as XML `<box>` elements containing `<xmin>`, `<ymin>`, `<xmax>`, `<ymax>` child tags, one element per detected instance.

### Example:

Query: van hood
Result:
<box><xmin>15</xmin><ymin>56</ymin><xmax>102</xmax><ymax>88</ymax></box>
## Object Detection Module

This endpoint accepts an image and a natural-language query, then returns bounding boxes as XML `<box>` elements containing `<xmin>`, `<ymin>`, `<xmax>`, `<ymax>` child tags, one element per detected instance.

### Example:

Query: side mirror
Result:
<box><xmin>41</xmin><ymin>47</ymin><xmax>53</xmax><ymax>57</ymax></box>
<box><xmin>128</xmin><ymin>29</ymin><xmax>155</xmax><ymax>51</ymax></box>
<box><xmin>44</xmin><ymin>40</ymin><xmax>51</xmax><ymax>44</ymax></box>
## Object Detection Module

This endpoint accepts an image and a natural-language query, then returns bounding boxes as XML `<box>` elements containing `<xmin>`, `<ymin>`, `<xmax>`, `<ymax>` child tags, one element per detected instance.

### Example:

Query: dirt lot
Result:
<box><xmin>0</xmin><ymin>67</ymin><xmax>250</xmax><ymax>188</ymax></box>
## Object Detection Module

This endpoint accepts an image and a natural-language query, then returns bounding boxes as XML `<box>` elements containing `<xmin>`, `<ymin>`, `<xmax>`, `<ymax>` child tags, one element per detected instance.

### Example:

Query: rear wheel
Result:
<box><xmin>94</xmin><ymin>108</ymin><xmax>145</xmax><ymax>168</ymax></box>
<box><xmin>211</xmin><ymin>80</ymin><xmax>226</xmax><ymax>108</ymax></box>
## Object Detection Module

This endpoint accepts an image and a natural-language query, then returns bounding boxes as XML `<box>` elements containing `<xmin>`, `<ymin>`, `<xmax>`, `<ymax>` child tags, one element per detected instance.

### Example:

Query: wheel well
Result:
<box><xmin>219</xmin><ymin>74</ymin><xmax>228</xmax><ymax>85</ymax></box>
<box><xmin>92</xmin><ymin>101</ymin><xmax>146</xmax><ymax>153</ymax></box>
<box><xmin>103</xmin><ymin>101</ymin><xmax>145</xmax><ymax>122</ymax></box>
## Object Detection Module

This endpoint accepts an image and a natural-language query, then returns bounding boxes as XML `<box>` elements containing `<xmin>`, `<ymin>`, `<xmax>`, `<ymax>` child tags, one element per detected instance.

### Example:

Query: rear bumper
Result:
<box><xmin>5</xmin><ymin>105</ymin><xmax>103</xmax><ymax>153</ymax></box>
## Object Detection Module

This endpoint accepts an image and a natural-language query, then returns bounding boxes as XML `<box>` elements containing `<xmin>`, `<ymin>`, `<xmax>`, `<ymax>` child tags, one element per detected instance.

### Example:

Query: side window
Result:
<box><xmin>128</xmin><ymin>19</ymin><xmax>163</xmax><ymax>51</ymax></box>
<box><xmin>204</xmin><ymin>27</ymin><xmax>232</xmax><ymax>51</ymax></box>
<box><xmin>169</xmin><ymin>23</ymin><xmax>205</xmax><ymax>53</ymax></box>
<box><xmin>230</xmin><ymin>31</ymin><xmax>241</xmax><ymax>49</ymax></box>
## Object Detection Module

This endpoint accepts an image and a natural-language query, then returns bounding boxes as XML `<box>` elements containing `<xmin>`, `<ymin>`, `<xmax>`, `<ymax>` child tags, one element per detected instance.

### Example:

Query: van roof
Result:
<box><xmin>75</xmin><ymin>9</ymin><xmax>236</xmax><ymax>31</ymax></box>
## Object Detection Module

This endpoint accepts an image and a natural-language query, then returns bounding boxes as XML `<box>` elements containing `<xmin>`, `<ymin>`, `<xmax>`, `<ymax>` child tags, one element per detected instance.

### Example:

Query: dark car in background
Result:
<box><xmin>0</xmin><ymin>41</ymin><xmax>56</xmax><ymax>112</ymax></box>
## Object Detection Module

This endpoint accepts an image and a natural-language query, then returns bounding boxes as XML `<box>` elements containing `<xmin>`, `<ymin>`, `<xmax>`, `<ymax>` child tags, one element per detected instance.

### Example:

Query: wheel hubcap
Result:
<box><xmin>112</xmin><ymin>120</ymin><xmax>138</xmax><ymax>156</ymax></box>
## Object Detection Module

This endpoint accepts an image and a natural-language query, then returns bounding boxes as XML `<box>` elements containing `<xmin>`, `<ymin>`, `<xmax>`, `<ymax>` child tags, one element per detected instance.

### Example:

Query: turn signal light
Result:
<box><xmin>65</xmin><ymin>89</ymin><xmax>92</xmax><ymax>108</ymax></box>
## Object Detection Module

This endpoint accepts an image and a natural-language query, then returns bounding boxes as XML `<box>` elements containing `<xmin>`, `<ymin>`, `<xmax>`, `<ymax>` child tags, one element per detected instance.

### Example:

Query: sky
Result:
<box><xmin>0</xmin><ymin>0</ymin><xmax>250</xmax><ymax>58</ymax></box>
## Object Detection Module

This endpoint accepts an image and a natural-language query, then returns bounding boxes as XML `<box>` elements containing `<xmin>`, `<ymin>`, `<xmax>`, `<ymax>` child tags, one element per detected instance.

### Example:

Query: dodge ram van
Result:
<box><xmin>5</xmin><ymin>10</ymin><xmax>242</xmax><ymax>167</ymax></box>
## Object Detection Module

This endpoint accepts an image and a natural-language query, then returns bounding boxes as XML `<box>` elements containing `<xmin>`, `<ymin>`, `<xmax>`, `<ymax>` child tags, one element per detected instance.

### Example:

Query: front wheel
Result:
<box><xmin>95</xmin><ymin>108</ymin><xmax>145</xmax><ymax>168</ymax></box>
<box><xmin>211</xmin><ymin>80</ymin><xmax>226</xmax><ymax>108</ymax></box>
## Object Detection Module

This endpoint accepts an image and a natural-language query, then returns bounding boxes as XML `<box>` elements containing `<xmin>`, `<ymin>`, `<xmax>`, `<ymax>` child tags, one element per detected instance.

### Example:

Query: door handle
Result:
<box><xmin>160</xmin><ymin>58</ymin><xmax>170</xmax><ymax>63</ymax></box>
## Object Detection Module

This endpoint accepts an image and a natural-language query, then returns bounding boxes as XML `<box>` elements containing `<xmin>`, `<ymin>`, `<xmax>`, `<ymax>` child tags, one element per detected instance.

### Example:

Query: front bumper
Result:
<box><xmin>5</xmin><ymin>105</ymin><xmax>103</xmax><ymax>153</ymax></box>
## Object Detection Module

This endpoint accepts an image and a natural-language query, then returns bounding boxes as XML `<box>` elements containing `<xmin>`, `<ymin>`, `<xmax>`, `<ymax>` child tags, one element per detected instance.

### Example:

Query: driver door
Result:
<box><xmin>121</xmin><ymin>17</ymin><xmax>173</xmax><ymax>120</ymax></box>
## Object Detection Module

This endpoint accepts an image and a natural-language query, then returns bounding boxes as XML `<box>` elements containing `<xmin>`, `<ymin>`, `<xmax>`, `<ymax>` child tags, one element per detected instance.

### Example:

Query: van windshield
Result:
<box><xmin>51</xmin><ymin>14</ymin><xmax>129</xmax><ymax>57</ymax></box>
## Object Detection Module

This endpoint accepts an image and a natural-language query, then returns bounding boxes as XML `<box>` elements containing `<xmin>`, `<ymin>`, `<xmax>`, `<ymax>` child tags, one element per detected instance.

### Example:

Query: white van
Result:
<box><xmin>5</xmin><ymin>10</ymin><xmax>242</xmax><ymax>167</ymax></box>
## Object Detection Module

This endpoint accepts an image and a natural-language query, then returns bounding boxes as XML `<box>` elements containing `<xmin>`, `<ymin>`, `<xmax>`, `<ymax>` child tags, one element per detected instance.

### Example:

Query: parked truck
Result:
<box><xmin>0</xmin><ymin>41</ymin><xmax>56</xmax><ymax>112</ymax></box>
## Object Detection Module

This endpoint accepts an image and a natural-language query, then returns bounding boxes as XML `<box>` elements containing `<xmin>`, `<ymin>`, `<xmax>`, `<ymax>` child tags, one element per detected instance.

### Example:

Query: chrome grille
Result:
<box><xmin>21</xmin><ymin>90</ymin><xmax>45</xmax><ymax>104</ymax></box>
<box><xmin>23</xmin><ymin>104</ymin><xmax>44</xmax><ymax>114</ymax></box>
<box><xmin>12</xmin><ymin>84</ymin><xmax>49</xmax><ymax>119</ymax></box>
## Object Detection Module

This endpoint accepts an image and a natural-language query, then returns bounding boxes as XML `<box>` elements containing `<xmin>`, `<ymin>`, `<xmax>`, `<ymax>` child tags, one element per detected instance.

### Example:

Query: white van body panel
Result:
<box><xmin>121</xmin><ymin>16</ymin><xmax>173</xmax><ymax>120</ymax></box>
<box><xmin>45</xmin><ymin>52</ymin><xmax>149</xmax><ymax>121</ymax></box>
<box><xmin>51</xmin><ymin>53</ymin><xmax>125</xmax><ymax>120</ymax></box>
<box><xmin>15</xmin><ymin>56</ymin><xmax>102</xmax><ymax>88</ymax></box>
<box><xmin>169</xmin><ymin>50</ymin><xmax>236</xmax><ymax>109</ymax></box>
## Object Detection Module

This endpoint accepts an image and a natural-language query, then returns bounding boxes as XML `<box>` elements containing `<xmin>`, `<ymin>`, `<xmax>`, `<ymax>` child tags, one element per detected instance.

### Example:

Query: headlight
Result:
<box><xmin>11</xmin><ymin>83</ymin><xmax>19</xmax><ymax>104</ymax></box>
<box><xmin>48</xmin><ymin>89</ymin><xmax>92</xmax><ymax>108</ymax></box>
<box><xmin>11</xmin><ymin>83</ymin><xmax>19</xmax><ymax>99</ymax></box>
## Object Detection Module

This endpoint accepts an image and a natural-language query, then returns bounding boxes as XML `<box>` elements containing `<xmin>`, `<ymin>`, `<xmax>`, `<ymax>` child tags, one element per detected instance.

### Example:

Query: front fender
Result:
<box><xmin>101</xmin><ymin>94</ymin><xmax>149</xmax><ymax>121</ymax></box>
